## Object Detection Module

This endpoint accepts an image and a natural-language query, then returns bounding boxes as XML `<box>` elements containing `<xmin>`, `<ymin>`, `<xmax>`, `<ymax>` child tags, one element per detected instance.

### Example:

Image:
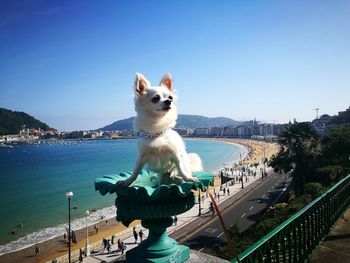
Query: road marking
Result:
<box><xmin>241</xmin><ymin>213</ymin><xmax>246</xmax><ymax>218</ymax></box>
<box><xmin>250</xmin><ymin>206</ymin><xmax>254</xmax><ymax>210</ymax></box>
<box><xmin>217</xmin><ymin>232</ymin><xmax>224</xmax><ymax>238</ymax></box>
<box><xmin>204</xmin><ymin>228</ymin><xmax>217</xmax><ymax>234</ymax></box>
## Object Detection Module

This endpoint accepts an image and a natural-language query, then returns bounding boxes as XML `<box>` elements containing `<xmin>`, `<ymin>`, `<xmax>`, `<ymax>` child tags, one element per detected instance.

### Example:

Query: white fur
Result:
<box><xmin>118</xmin><ymin>73</ymin><xmax>203</xmax><ymax>187</ymax></box>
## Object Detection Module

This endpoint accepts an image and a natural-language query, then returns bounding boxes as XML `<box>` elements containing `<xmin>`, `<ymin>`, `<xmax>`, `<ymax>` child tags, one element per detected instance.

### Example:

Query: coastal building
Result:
<box><xmin>193</xmin><ymin>128</ymin><xmax>209</xmax><ymax>136</ymax></box>
<box><xmin>223</xmin><ymin>126</ymin><xmax>237</xmax><ymax>136</ymax></box>
<box><xmin>210</xmin><ymin>127</ymin><xmax>224</xmax><ymax>137</ymax></box>
<box><xmin>174</xmin><ymin>128</ymin><xmax>190</xmax><ymax>136</ymax></box>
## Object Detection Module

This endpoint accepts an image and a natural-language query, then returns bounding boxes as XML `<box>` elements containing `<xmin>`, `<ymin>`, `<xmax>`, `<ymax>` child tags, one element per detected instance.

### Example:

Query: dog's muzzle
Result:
<box><xmin>163</xmin><ymin>100</ymin><xmax>172</xmax><ymax>110</ymax></box>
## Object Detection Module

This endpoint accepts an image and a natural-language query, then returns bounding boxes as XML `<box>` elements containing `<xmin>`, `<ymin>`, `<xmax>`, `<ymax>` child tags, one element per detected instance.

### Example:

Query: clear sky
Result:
<box><xmin>0</xmin><ymin>0</ymin><xmax>349</xmax><ymax>131</ymax></box>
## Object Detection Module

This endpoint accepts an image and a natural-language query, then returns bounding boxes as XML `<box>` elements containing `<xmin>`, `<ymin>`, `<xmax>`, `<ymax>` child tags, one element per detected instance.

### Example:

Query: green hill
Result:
<box><xmin>99</xmin><ymin>114</ymin><xmax>241</xmax><ymax>131</ymax></box>
<box><xmin>0</xmin><ymin>108</ymin><xmax>51</xmax><ymax>135</ymax></box>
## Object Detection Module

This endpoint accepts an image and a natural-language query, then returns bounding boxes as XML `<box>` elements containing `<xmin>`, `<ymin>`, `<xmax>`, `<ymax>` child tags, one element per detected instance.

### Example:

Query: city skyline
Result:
<box><xmin>1</xmin><ymin>1</ymin><xmax>349</xmax><ymax>131</ymax></box>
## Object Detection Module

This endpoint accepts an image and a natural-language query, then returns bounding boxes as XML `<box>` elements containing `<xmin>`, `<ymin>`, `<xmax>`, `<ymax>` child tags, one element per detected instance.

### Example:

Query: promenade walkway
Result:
<box><xmin>309</xmin><ymin>207</ymin><xmax>350</xmax><ymax>263</ymax></box>
<box><xmin>67</xmin><ymin>165</ymin><xmax>272</xmax><ymax>263</ymax></box>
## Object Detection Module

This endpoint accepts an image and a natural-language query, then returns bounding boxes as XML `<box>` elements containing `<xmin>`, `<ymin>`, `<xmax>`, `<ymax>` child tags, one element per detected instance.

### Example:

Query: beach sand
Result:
<box><xmin>0</xmin><ymin>138</ymin><xmax>279</xmax><ymax>263</ymax></box>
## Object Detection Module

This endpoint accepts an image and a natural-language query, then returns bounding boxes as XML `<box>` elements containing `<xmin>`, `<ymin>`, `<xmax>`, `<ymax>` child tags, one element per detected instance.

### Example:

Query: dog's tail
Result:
<box><xmin>188</xmin><ymin>153</ymin><xmax>203</xmax><ymax>172</ymax></box>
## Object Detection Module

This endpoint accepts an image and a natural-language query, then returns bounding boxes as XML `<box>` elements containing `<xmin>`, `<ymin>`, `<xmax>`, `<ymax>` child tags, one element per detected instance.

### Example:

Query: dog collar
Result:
<box><xmin>139</xmin><ymin>129</ymin><xmax>169</xmax><ymax>139</ymax></box>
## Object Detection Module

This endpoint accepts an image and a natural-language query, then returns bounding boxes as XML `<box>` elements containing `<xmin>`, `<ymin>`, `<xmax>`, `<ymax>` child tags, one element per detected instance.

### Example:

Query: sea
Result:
<box><xmin>0</xmin><ymin>138</ymin><xmax>248</xmax><ymax>255</ymax></box>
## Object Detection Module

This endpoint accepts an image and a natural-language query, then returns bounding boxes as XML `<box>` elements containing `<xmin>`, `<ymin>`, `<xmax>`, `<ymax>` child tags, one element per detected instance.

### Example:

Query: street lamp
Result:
<box><xmin>198</xmin><ymin>188</ymin><xmax>202</xmax><ymax>216</ymax></box>
<box><xmin>66</xmin><ymin>191</ymin><xmax>73</xmax><ymax>263</ymax></box>
<box><xmin>84</xmin><ymin>210</ymin><xmax>90</xmax><ymax>256</ymax></box>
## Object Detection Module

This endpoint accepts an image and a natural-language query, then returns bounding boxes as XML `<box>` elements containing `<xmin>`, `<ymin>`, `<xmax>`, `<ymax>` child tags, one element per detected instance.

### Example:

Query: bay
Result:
<box><xmin>0</xmin><ymin>138</ymin><xmax>247</xmax><ymax>254</ymax></box>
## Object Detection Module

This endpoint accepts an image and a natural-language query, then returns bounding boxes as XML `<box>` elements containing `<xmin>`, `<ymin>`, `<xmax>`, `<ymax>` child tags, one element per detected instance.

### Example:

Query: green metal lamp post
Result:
<box><xmin>95</xmin><ymin>170</ymin><xmax>213</xmax><ymax>262</ymax></box>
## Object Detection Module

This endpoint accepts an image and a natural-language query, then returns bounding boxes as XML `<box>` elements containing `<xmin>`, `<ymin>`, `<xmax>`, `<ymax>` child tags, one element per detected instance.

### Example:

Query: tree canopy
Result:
<box><xmin>0</xmin><ymin>108</ymin><xmax>51</xmax><ymax>135</ymax></box>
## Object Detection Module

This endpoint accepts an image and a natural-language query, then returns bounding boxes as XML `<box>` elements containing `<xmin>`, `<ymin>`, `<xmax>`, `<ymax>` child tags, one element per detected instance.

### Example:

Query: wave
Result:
<box><xmin>0</xmin><ymin>206</ymin><xmax>117</xmax><ymax>256</ymax></box>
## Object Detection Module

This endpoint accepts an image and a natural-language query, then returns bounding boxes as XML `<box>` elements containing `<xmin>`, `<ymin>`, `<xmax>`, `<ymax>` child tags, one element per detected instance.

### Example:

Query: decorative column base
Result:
<box><xmin>126</xmin><ymin>217</ymin><xmax>190</xmax><ymax>263</ymax></box>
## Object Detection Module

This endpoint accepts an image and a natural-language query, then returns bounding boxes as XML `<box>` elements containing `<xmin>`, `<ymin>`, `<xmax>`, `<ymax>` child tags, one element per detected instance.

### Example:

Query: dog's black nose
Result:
<box><xmin>164</xmin><ymin>100</ymin><xmax>172</xmax><ymax>106</ymax></box>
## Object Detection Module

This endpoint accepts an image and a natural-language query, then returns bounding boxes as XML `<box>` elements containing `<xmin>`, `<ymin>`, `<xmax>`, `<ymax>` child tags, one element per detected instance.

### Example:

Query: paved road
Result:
<box><xmin>176</xmin><ymin>172</ymin><xmax>290</xmax><ymax>254</ymax></box>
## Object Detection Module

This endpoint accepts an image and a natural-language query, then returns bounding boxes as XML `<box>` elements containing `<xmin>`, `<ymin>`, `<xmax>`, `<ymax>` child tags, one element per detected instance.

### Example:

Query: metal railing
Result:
<box><xmin>232</xmin><ymin>173</ymin><xmax>350</xmax><ymax>263</ymax></box>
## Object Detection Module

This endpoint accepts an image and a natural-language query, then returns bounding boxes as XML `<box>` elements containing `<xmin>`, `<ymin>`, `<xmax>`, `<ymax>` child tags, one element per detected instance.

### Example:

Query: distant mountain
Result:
<box><xmin>99</xmin><ymin>114</ymin><xmax>241</xmax><ymax>131</ymax></box>
<box><xmin>0</xmin><ymin>108</ymin><xmax>52</xmax><ymax>135</ymax></box>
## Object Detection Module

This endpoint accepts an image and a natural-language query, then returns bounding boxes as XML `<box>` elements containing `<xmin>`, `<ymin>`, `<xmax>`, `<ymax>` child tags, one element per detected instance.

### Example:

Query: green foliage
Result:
<box><xmin>254</xmin><ymin>217</ymin><xmax>281</xmax><ymax>237</ymax></box>
<box><xmin>315</xmin><ymin>165</ymin><xmax>344</xmax><ymax>186</ymax></box>
<box><xmin>304</xmin><ymin>182</ymin><xmax>322</xmax><ymax>198</ymax></box>
<box><xmin>0</xmin><ymin>108</ymin><xmax>51</xmax><ymax>135</ymax></box>
<box><xmin>270</xmin><ymin>122</ymin><xmax>320</xmax><ymax>194</ymax></box>
<box><xmin>321</xmin><ymin>127</ymin><xmax>350</xmax><ymax>170</ymax></box>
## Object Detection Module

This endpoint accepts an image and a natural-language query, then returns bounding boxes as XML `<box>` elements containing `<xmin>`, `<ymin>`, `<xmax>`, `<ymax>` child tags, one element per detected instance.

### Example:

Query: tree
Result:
<box><xmin>321</xmin><ymin>127</ymin><xmax>350</xmax><ymax>170</ymax></box>
<box><xmin>270</xmin><ymin>123</ymin><xmax>320</xmax><ymax>195</ymax></box>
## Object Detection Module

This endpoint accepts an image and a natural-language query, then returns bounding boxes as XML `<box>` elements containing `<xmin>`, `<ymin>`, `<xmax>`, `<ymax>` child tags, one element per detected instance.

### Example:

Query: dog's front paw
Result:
<box><xmin>185</xmin><ymin>176</ymin><xmax>198</xmax><ymax>182</ymax></box>
<box><xmin>117</xmin><ymin>178</ymin><xmax>134</xmax><ymax>187</ymax></box>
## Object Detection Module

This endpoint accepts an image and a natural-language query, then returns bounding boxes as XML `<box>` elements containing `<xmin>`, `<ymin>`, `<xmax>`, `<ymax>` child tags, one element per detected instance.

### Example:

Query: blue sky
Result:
<box><xmin>0</xmin><ymin>1</ymin><xmax>349</xmax><ymax>131</ymax></box>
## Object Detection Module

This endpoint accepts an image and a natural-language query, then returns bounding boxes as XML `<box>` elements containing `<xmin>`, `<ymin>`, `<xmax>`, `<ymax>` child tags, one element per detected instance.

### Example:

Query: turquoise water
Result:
<box><xmin>0</xmin><ymin>139</ymin><xmax>247</xmax><ymax>254</ymax></box>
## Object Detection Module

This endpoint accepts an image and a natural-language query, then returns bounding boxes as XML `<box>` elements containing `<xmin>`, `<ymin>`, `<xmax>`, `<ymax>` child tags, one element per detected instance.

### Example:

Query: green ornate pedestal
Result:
<box><xmin>95</xmin><ymin>170</ymin><xmax>214</xmax><ymax>263</ymax></box>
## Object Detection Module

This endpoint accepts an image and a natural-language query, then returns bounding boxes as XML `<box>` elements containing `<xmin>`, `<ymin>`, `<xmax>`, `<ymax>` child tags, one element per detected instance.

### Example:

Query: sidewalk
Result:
<box><xmin>80</xmin><ymin>165</ymin><xmax>272</xmax><ymax>263</ymax></box>
<box><xmin>309</xmin><ymin>207</ymin><xmax>350</xmax><ymax>263</ymax></box>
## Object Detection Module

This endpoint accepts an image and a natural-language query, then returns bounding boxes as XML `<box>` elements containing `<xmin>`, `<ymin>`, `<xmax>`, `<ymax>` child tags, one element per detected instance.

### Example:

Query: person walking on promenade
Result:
<box><xmin>133</xmin><ymin>227</ymin><xmax>138</xmax><ymax>243</ymax></box>
<box><xmin>79</xmin><ymin>248</ymin><xmax>83</xmax><ymax>262</ymax></box>
<box><xmin>139</xmin><ymin>229</ymin><xmax>145</xmax><ymax>242</ymax></box>
<box><xmin>173</xmin><ymin>216</ymin><xmax>178</xmax><ymax>226</ymax></box>
<box><xmin>121</xmin><ymin>242</ymin><xmax>126</xmax><ymax>255</ymax></box>
<box><xmin>111</xmin><ymin>234</ymin><xmax>115</xmax><ymax>245</ymax></box>
<box><xmin>227</xmin><ymin>188</ymin><xmax>230</xmax><ymax>196</ymax></box>
<box><xmin>102</xmin><ymin>238</ymin><xmax>107</xmax><ymax>252</ymax></box>
<box><xmin>107</xmin><ymin>239</ymin><xmax>111</xmax><ymax>254</ymax></box>
<box><xmin>209</xmin><ymin>202</ymin><xmax>214</xmax><ymax>215</ymax></box>
<box><xmin>117</xmin><ymin>239</ymin><xmax>122</xmax><ymax>253</ymax></box>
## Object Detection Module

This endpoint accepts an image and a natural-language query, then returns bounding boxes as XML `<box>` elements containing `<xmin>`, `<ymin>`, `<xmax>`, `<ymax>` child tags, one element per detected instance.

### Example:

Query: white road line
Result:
<box><xmin>241</xmin><ymin>213</ymin><xmax>246</xmax><ymax>218</ymax></box>
<box><xmin>217</xmin><ymin>232</ymin><xmax>224</xmax><ymax>238</ymax></box>
<box><xmin>250</xmin><ymin>206</ymin><xmax>254</xmax><ymax>210</ymax></box>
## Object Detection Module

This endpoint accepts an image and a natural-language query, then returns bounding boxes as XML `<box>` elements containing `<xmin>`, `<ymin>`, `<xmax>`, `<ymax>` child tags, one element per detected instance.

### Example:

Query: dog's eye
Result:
<box><xmin>151</xmin><ymin>95</ymin><xmax>161</xmax><ymax>103</ymax></box>
<box><xmin>168</xmin><ymin>96</ymin><xmax>173</xmax><ymax>100</ymax></box>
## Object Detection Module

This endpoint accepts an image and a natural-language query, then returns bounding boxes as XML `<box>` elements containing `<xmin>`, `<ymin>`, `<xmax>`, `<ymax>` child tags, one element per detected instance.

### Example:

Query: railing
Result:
<box><xmin>232</xmin><ymin>173</ymin><xmax>350</xmax><ymax>263</ymax></box>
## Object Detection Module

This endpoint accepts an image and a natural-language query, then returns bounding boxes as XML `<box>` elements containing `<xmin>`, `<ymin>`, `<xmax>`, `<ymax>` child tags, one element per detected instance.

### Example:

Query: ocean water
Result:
<box><xmin>0</xmin><ymin>139</ymin><xmax>247</xmax><ymax>255</ymax></box>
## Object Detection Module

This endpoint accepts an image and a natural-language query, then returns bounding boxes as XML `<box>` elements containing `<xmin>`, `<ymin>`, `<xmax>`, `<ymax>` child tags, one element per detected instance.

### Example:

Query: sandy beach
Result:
<box><xmin>0</xmin><ymin>138</ymin><xmax>279</xmax><ymax>263</ymax></box>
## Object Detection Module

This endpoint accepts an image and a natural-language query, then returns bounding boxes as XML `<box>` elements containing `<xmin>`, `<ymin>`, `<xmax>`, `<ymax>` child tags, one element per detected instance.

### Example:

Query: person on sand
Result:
<box><xmin>35</xmin><ymin>245</ymin><xmax>40</xmax><ymax>255</ymax></box>
<box><xmin>133</xmin><ymin>227</ymin><xmax>138</xmax><ymax>243</ymax></box>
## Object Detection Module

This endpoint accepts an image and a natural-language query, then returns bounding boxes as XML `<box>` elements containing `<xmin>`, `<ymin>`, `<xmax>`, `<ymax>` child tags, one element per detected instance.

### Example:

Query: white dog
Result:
<box><xmin>118</xmin><ymin>73</ymin><xmax>203</xmax><ymax>187</ymax></box>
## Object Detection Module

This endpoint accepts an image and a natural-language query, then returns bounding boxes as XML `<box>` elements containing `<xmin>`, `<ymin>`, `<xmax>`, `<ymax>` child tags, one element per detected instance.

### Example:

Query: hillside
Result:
<box><xmin>0</xmin><ymin>108</ymin><xmax>51</xmax><ymax>135</ymax></box>
<box><xmin>99</xmin><ymin>114</ymin><xmax>241</xmax><ymax>131</ymax></box>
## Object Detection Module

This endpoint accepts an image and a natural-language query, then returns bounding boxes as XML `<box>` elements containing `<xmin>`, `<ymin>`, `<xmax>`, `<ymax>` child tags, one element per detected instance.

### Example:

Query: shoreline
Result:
<box><xmin>0</xmin><ymin>138</ymin><xmax>279</xmax><ymax>263</ymax></box>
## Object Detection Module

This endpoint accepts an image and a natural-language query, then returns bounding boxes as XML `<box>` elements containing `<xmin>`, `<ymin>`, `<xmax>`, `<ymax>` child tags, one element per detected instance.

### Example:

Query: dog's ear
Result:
<box><xmin>134</xmin><ymin>73</ymin><xmax>150</xmax><ymax>95</ymax></box>
<box><xmin>159</xmin><ymin>73</ymin><xmax>173</xmax><ymax>91</ymax></box>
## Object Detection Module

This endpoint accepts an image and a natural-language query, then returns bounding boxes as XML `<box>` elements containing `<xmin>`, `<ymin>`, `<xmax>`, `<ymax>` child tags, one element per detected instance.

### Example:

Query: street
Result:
<box><xmin>174</xmin><ymin>172</ymin><xmax>290</xmax><ymax>254</ymax></box>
